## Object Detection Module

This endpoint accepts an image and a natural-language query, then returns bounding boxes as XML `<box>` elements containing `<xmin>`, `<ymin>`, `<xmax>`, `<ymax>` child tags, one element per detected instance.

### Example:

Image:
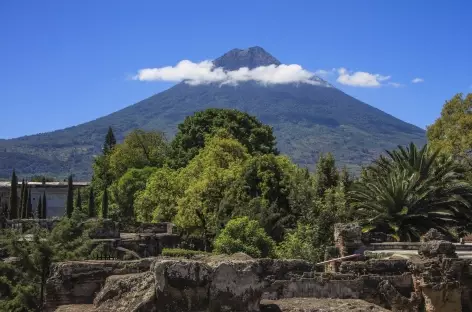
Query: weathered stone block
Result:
<box><xmin>421</xmin><ymin>229</ymin><xmax>447</xmax><ymax>242</ymax></box>
<box><xmin>334</xmin><ymin>223</ymin><xmax>363</xmax><ymax>256</ymax></box>
<box><xmin>44</xmin><ymin>258</ymin><xmax>153</xmax><ymax>311</ymax></box>
<box><xmin>418</xmin><ymin>240</ymin><xmax>457</xmax><ymax>259</ymax></box>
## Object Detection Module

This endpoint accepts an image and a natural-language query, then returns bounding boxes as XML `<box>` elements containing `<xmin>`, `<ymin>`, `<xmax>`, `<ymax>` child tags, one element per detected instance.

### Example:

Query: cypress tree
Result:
<box><xmin>19</xmin><ymin>179</ymin><xmax>25</xmax><ymax>219</ymax></box>
<box><xmin>36</xmin><ymin>195</ymin><xmax>42</xmax><ymax>219</ymax></box>
<box><xmin>66</xmin><ymin>175</ymin><xmax>74</xmax><ymax>218</ymax></box>
<box><xmin>27</xmin><ymin>189</ymin><xmax>32</xmax><ymax>219</ymax></box>
<box><xmin>9</xmin><ymin>170</ymin><xmax>18</xmax><ymax>219</ymax></box>
<box><xmin>22</xmin><ymin>181</ymin><xmax>28</xmax><ymax>218</ymax></box>
<box><xmin>102</xmin><ymin>188</ymin><xmax>108</xmax><ymax>219</ymax></box>
<box><xmin>88</xmin><ymin>187</ymin><xmax>95</xmax><ymax>218</ymax></box>
<box><xmin>103</xmin><ymin>126</ymin><xmax>117</xmax><ymax>154</ymax></box>
<box><xmin>42</xmin><ymin>191</ymin><xmax>47</xmax><ymax>219</ymax></box>
<box><xmin>75</xmin><ymin>188</ymin><xmax>82</xmax><ymax>212</ymax></box>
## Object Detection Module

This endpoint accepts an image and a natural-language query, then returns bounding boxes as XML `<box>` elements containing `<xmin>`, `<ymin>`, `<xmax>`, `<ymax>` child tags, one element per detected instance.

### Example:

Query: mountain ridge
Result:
<box><xmin>0</xmin><ymin>46</ymin><xmax>426</xmax><ymax>179</ymax></box>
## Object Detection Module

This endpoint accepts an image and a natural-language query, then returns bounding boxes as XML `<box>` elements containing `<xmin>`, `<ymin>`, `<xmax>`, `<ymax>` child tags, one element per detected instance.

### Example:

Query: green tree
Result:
<box><xmin>108</xmin><ymin>130</ymin><xmax>169</xmax><ymax>180</ymax></box>
<box><xmin>225</xmin><ymin>154</ymin><xmax>311</xmax><ymax>242</ymax></box>
<box><xmin>102</xmin><ymin>188</ymin><xmax>109</xmax><ymax>219</ymax></box>
<box><xmin>214</xmin><ymin>216</ymin><xmax>276</xmax><ymax>258</ymax></box>
<box><xmin>314</xmin><ymin>153</ymin><xmax>339</xmax><ymax>198</ymax></box>
<box><xmin>427</xmin><ymin>93</ymin><xmax>472</xmax><ymax>158</ymax></box>
<box><xmin>134</xmin><ymin>166</ymin><xmax>181</xmax><ymax>223</ymax></box>
<box><xmin>20</xmin><ymin>179</ymin><xmax>26</xmax><ymax>219</ymax></box>
<box><xmin>171</xmin><ymin>108</ymin><xmax>278</xmax><ymax>168</ymax></box>
<box><xmin>349</xmin><ymin>143</ymin><xmax>472</xmax><ymax>241</ymax></box>
<box><xmin>36</xmin><ymin>196</ymin><xmax>42</xmax><ymax>219</ymax></box>
<box><xmin>174</xmin><ymin>135</ymin><xmax>249</xmax><ymax>249</ymax></box>
<box><xmin>103</xmin><ymin>126</ymin><xmax>117</xmax><ymax>154</ymax></box>
<box><xmin>9</xmin><ymin>170</ymin><xmax>18</xmax><ymax>219</ymax></box>
<box><xmin>109</xmin><ymin>167</ymin><xmax>157</xmax><ymax>221</ymax></box>
<box><xmin>88</xmin><ymin>187</ymin><xmax>96</xmax><ymax>218</ymax></box>
<box><xmin>26</xmin><ymin>189</ymin><xmax>32</xmax><ymax>219</ymax></box>
<box><xmin>42</xmin><ymin>192</ymin><xmax>47</xmax><ymax>219</ymax></box>
<box><xmin>276</xmin><ymin>223</ymin><xmax>319</xmax><ymax>262</ymax></box>
<box><xmin>66</xmin><ymin>175</ymin><xmax>74</xmax><ymax>218</ymax></box>
<box><xmin>75</xmin><ymin>188</ymin><xmax>82</xmax><ymax>212</ymax></box>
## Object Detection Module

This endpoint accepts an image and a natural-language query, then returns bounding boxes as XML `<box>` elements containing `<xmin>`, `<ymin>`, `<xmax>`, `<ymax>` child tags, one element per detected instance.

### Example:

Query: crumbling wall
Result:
<box><xmin>339</xmin><ymin>259</ymin><xmax>409</xmax><ymax>275</ymax></box>
<box><xmin>44</xmin><ymin>258</ymin><xmax>154</xmax><ymax>311</ymax></box>
<box><xmin>334</xmin><ymin>223</ymin><xmax>363</xmax><ymax>257</ymax></box>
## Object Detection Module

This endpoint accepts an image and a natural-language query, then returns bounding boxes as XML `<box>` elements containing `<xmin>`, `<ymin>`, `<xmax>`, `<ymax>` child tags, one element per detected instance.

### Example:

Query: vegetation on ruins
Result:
<box><xmin>214</xmin><ymin>216</ymin><xmax>276</xmax><ymax>258</ymax></box>
<box><xmin>1</xmin><ymin>94</ymin><xmax>472</xmax><ymax>311</ymax></box>
<box><xmin>350</xmin><ymin>143</ymin><xmax>472</xmax><ymax>241</ymax></box>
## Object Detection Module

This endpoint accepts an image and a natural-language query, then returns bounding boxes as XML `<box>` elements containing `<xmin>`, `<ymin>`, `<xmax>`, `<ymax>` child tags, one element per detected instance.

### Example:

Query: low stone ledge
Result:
<box><xmin>339</xmin><ymin>259</ymin><xmax>409</xmax><ymax>275</ymax></box>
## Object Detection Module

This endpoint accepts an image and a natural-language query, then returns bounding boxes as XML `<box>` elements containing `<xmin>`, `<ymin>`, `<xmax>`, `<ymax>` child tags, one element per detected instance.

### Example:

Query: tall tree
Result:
<box><xmin>171</xmin><ymin>108</ymin><xmax>278</xmax><ymax>168</ymax></box>
<box><xmin>36</xmin><ymin>195</ymin><xmax>42</xmax><ymax>219</ymax></box>
<box><xmin>66</xmin><ymin>175</ymin><xmax>74</xmax><ymax>218</ymax></box>
<box><xmin>427</xmin><ymin>93</ymin><xmax>472</xmax><ymax>158</ymax></box>
<box><xmin>75</xmin><ymin>188</ymin><xmax>82</xmax><ymax>212</ymax></box>
<box><xmin>26</xmin><ymin>189</ymin><xmax>32</xmax><ymax>219</ymax></box>
<box><xmin>314</xmin><ymin>153</ymin><xmax>339</xmax><ymax>198</ymax></box>
<box><xmin>108</xmin><ymin>130</ymin><xmax>169</xmax><ymax>179</ymax></box>
<box><xmin>42</xmin><ymin>191</ymin><xmax>47</xmax><ymax>219</ymax></box>
<box><xmin>19</xmin><ymin>179</ymin><xmax>26</xmax><ymax>219</ymax></box>
<box><xmin>102</xmin><ymin>188</ymin><xmax>109</xmax><ymax>219</ymax></box>
<box><xmin>103</xmin><ymin>126</ymin><xmax>117</xmax><ymax>154</ymax></box>
<box><xmin>9</xmin><ymin>170</ymin><xmax>18</xmax><ymax>219</ymax></box>
<box><xmin>88</xmin><ymin>187</ymin><xmax>96</xmax><ymax>218</ymax></box>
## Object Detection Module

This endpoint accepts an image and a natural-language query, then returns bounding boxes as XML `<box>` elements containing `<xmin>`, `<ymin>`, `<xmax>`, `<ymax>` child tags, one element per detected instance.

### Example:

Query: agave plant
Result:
<box><xmin>350</xmin><ymin>143</ymin><xmax>472</xmax><ymax>241</ymax></box>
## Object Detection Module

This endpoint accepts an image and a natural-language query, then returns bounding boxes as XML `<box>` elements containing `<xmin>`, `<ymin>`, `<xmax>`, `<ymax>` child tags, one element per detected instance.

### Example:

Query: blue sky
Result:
<box><xmin>1</xmin><ymin>0</ymin><xmax>471</xmax><ymax>139</ymax></box>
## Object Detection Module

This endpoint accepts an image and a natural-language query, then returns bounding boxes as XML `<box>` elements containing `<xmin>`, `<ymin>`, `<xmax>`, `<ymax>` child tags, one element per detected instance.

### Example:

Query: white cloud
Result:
<box><xmin>388</xmin><ymin>82</ymin><xmax>403</xmax><ymax>88</ymax></box>
<box><xmin>336</xmin><ymin>68</ymin><xmax>391</xmax><ymax>87</ymax></box>
<box><xmin>315</xmin><ymin>68</ymin><xmax>336</xmax><ymax>77</ymax></box>
<box><xmin>134</xmin><ymin>60</ymin><xmax>325</xmax><ymax>86</ymax></box>
<box><xmin>411</xmin><ymin>77</ymin><xmax>424</xmax><ymax>83</ymax></box>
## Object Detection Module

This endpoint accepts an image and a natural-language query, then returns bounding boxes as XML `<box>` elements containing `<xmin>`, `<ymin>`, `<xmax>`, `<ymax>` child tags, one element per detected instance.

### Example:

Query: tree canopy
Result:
<box><xmin>170</xmin><ymin>108</ymin><xmax>278</xmax><ymax>168</ymax></box>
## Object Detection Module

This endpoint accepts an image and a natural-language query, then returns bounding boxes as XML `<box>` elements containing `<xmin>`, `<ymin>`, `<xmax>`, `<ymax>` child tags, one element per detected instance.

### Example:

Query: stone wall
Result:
<box><xmin>339</xmin><ymin>259</ymin><xmax>409</xmax><ymax>275</ymax></box>
<box><xmin>44</xmin><ymin>258</ymin><xmax>154</xmax><ymax>311</ymax></box>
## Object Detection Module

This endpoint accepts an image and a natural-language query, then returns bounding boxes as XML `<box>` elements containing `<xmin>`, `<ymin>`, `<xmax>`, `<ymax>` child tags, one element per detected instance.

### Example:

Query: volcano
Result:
<box><xmin>0</xmin><ymin>46</ymin><xmax>425</xmax><ymax>179</ymax></box>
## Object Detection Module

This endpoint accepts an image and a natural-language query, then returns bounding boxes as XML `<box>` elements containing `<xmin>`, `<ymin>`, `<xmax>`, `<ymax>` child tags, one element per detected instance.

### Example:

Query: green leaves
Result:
<box><xmin>350</xmin><ymin>142</ymin><xmax>472</xmax><ymax>241</ymax></box>
<box><xmin>170</xmin><ymin>108</ymin><xmax>277</xmax><ymax>168</ymax></box>
<box><xmin>214</xmin><ymin>216</ymin><xmax>276</xmax><ymax>258</ymax></box>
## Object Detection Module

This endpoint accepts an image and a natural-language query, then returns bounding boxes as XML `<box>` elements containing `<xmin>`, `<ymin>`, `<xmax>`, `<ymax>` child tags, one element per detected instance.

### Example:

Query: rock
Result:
<box><xmin>418</xmin><ymin>240</ymin><xmax>457</xmax><ymax>259</ymax></box>
<box><xmin>45</xmin><ymin>258</ymin><xmax>153</xmax><ymax>311</ymax></box>
<box><xmin>421</xmin><ymin>229</ymin><xmax>447</xmax><ymax>242</ymax></box>
<box><xmin>260</xmin><ymin>298</ymin><xmax>390</xmax><ymax>312</ymax></box>
<box><xmin>209</xmin><ymin>261</ymin><xmax>265</xmax><ymax>311</ymax></box>
<box><xmin>408</xmin><ymin>257</ymin><xmax>469</xmax><ymax>312</ymax></box>
<box><xmin>334</xmin><ymin>223</ymin><xmax>363</xmax><ymax>256</ymax></box>
<box><xmin>339</xmin><ymin>259</ymin><xmax>408</xmax><ymax>275</ymax></box>
<box><xmin>378</xmin><ymin>280</ymin><xmax>420</xmax><ymax>312</ymax></box>
<box><xmin>93</xmin><ymin>272</ymin><xmax>156</xmax><ymax>312</ymax></box>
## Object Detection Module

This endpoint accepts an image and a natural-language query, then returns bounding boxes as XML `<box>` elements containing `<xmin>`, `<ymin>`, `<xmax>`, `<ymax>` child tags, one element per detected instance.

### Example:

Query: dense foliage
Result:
<box><xmin>213</xmin><ymin>216</ymin><xmax>276</xmax><ymax>258</ymax></box>
<box><xmin>1</xmin><ymin>93</ymin><xmax>472</xmax><ymax>310</ymax></box>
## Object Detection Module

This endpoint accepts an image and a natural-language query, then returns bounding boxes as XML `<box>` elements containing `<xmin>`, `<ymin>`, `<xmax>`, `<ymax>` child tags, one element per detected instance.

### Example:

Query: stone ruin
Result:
<box><xmin>40</xmin><ymin>222</ymin><xmax>472</xmax><ymax>311</ymax></box>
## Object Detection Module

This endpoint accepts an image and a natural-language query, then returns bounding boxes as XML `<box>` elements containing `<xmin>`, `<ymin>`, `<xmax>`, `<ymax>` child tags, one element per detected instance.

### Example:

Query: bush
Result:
<box><xmin>213</xmin><ymin>216</ymin><xmax>276</xmax><ymax>258</ymax></box>
<box><xmin>276</xmin><ymin>223</ymin><xmax>322</xmax><ymax>262</ymax></box>
<box><xmin>161</xmin><ymin>248</ymin><xmax>209</xmax><ymax>258</ymax></box>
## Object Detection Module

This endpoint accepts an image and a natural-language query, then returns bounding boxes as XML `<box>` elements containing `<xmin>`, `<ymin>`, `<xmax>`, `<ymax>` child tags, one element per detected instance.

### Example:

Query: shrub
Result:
<box><xmin>276</xmin><ymin>223</ymin><xmax>322</xmax><ymax>262</ymax></box>
<box><xmin>213</xmin><ymin>216</ymin><xmax>276</xmax><ymax>258</ymax></box>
